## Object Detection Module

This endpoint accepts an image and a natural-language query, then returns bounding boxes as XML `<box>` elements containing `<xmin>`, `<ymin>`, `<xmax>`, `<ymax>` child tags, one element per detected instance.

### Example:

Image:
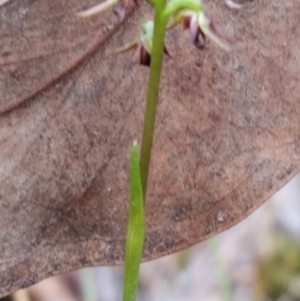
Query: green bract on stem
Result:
<box><xmin>123</xmin><ymin>142</ymin><xmax>145</xmax><ymax>301</ymax></box>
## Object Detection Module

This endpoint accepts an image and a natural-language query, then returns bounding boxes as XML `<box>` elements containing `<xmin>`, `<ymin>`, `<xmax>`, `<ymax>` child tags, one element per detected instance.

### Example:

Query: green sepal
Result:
<box><xmin>141</xmin><ymin>21</ymin><xmax>154</xmax><ymax>54</ymax></box>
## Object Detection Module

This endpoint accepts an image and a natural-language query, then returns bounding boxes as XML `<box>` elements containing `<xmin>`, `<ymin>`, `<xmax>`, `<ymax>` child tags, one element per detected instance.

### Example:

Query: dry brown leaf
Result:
<box><xmin>0</xmin><ymin>0</ymin><xmax>300</xmax><ymax>296</ymax></box>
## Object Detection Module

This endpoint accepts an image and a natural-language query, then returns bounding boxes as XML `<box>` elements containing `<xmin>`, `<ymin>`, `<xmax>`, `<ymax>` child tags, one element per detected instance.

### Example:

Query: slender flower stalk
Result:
<box><xmin>139</xmin><ymin>0</ymin><xmax>168</xmax><ymax>196</ymax></box>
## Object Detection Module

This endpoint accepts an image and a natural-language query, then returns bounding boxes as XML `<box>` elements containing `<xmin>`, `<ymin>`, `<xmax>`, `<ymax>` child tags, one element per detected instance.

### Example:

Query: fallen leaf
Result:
<box><xmin>0</xmin><ymin>0</ymin><xmax>300</xmax><ymax>296</ymax></box>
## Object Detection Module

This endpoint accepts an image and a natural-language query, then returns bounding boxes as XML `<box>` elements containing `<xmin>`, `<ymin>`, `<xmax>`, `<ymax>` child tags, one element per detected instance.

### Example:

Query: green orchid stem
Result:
<box><xmin>139</xmin><ymin>0</ymin><xmax>168</xmax><ymax>197</ymax></box>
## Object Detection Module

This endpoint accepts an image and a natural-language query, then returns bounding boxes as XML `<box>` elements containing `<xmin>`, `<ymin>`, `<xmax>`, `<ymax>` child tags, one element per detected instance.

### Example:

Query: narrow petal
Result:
<box><xmin>141</xmin><ymin>36</ymin><xmax>153</xmax><ymax>56</ymax></box>
<box><xmin>198</xmin><ymin>12</ymin><xmax>233</xmax><ymax>51</ymax></box>
<box><xmin>0</xmin><ymin>0</ymin><xmax>10</xmax><ymax>7</ymax></box>
<box><xmin>163</xmin><ymin>0</ymin><xmax>203</xmax><ymax>20</ymax></box>
<box><xmin>194</xmin><ymin>30</ymin><xmax>205</xmax><ymax>49</ymax></box>
<box><xmin>113</xmin><ymin>5</ymin><xmax>127</xmax><ymax>21</ymax></box>
<box><xmin>77</xmin><ymin>0</ymin><xmax>119</xmax><ymax>17</ymax></box>
<box><xmin>140</xmin><ymin>21</ymin><xmax>154</xmax><ymax>55</ymax></box>
<box><xmin>113</xmin><ymin>38</ymin><xmax>139</xmax><ymax>55</ymax></box>
<box><xmin>140</xmin><ymin>47</ymin><xmax>151</xmax><ymax>66</ymax></box>
<box><xmin>167</xmin><ymin>12</ymin><xmax>183</xmax><ymax>29</ymax></box>
<box><xmin>163</xmin><ymin>46</ymin><xmax>172</xmax><ymax>58</ymax></box>
<box><xmin>182</xmin><ymin>16</ymin><xmax>191</xmax><ymax>30</ymax></box>
<box><xmin>167</xmin><ymin>10</ymin><xmax>194</xmax><ymax>30</ymax></box>
<box><xmin>189</xmin><ymin>14</ymin><xmax>199</xmax><ymax>44</ymax></box>
<box><xmin>225</xmin><ymin>0</ymin><xmax>244</xmax><ymax>9</ymax></box>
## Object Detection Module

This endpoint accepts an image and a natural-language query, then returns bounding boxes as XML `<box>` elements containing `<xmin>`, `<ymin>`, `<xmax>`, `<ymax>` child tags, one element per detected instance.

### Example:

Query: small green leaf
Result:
<box><xmin>122</xmin><ymin>141</ymin><xmax>145</xmax><ymax>301</ymax></box>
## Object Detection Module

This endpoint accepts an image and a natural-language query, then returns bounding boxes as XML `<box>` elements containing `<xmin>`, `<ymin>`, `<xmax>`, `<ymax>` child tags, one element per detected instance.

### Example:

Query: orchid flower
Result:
<box><xmin>169</xmin><ymin>6</ymin><xmax>234</xmax><ymax>51</ymax></box>
<box><xmin>115</xmin><ymin>21</ymin><xmax>170</xmax><ymax>66</ymax></box>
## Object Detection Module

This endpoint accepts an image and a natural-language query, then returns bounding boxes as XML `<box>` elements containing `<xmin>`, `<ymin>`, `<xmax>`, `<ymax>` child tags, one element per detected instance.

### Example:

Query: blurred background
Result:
<box><xmin>3</xmin><ymin>173</ymin><xmax>300</xmax><ymax>301</ymax></box>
